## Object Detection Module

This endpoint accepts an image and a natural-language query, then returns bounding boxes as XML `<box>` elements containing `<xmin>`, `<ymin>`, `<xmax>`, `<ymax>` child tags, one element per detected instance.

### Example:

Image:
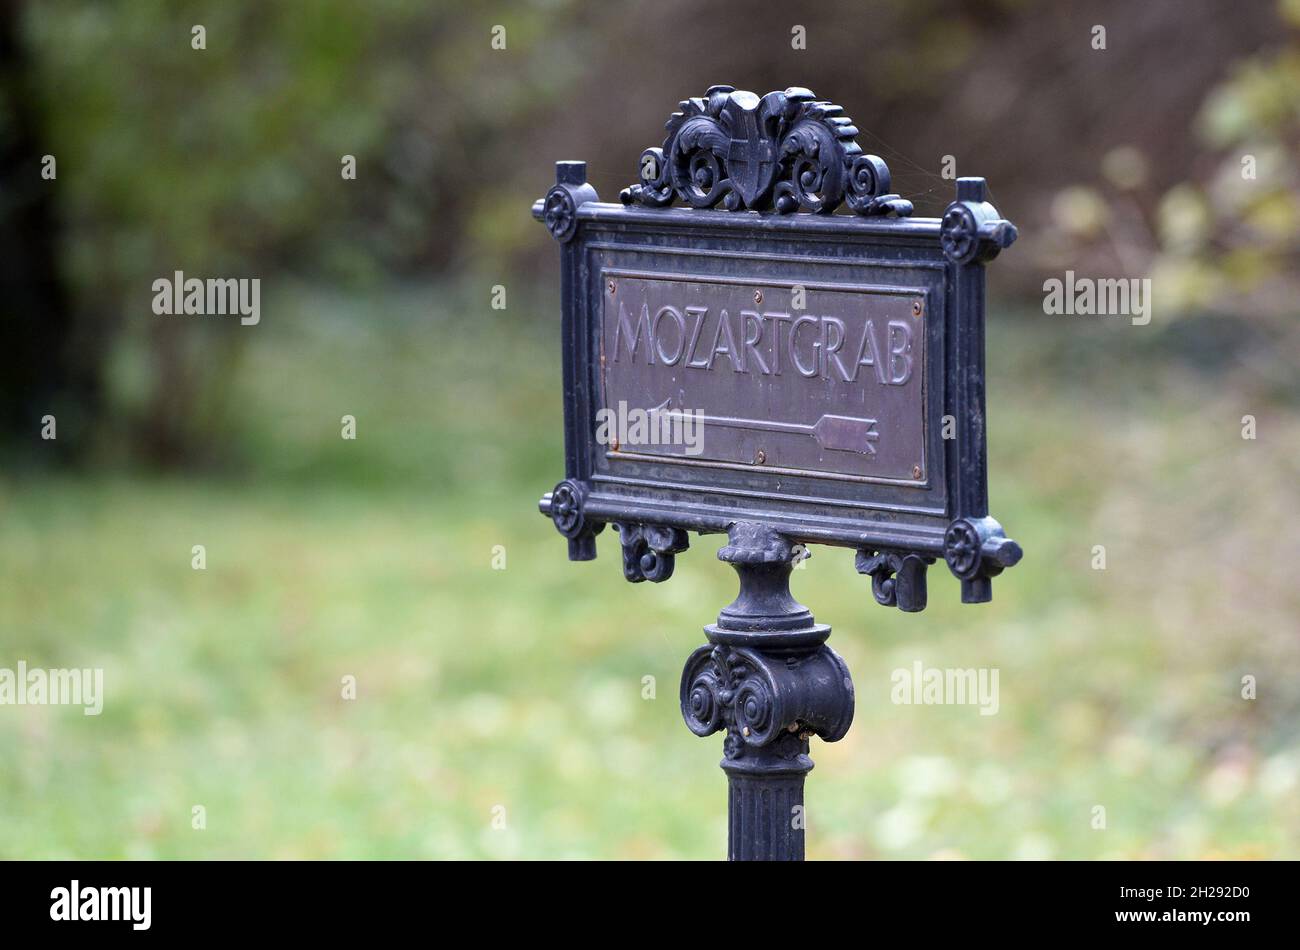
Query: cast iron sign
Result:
<box><xmin>533</xmin><ymin>85</ymin><xmax>1022</xmax><ymax>860</ymax></box>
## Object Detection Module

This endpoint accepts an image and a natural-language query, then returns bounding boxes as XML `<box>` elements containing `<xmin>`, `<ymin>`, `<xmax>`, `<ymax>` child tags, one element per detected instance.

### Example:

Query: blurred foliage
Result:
<box><xmin>1162</xmin><ymin>1</ymin><xmax>1300</xmax><ymax>318</ymax></box>
<box><xmin>23</xmin><ymin>0</ymin><xmax>585</xmax><ymax>279</ymax></box>
<box><xmin>3</xmin><ymin>0</ymin><xmax>1290</xmax><ymax>467</ymax></box>
<box><xmin>7</xmin><ymin>0</ymin><xmax>586</xmax><ymax>464</ymax></box>
<box><xmin>1039</xmin><ymin>1</ymin><xmax>1300</xmax><ymax>335</ymax></box>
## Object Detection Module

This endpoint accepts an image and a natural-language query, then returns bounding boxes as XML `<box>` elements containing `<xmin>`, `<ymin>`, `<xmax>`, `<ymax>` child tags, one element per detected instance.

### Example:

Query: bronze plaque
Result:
<box><xmin>599</xmin><ymin>272</ymin><xmax>927</xmax><ymax>484</ymax></box>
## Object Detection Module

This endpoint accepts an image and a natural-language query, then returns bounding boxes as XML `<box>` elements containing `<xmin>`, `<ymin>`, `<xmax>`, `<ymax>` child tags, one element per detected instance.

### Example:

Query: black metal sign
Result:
<box><xmin>536</xmin><ymin>85</ymin><xmax>1020</xmax><ymax>611</ymax></box>
<box><xmin>533</xmin><ymin>85</ymin><xmax>1023</xmax><ymax>860</ymax></box>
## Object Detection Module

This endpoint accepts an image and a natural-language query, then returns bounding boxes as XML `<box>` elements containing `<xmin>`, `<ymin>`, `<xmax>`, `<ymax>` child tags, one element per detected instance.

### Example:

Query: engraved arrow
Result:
<box><xmin>649</xmin><ymin>398</ymin><xmax>879</xmax><ymax>455</ymax></box>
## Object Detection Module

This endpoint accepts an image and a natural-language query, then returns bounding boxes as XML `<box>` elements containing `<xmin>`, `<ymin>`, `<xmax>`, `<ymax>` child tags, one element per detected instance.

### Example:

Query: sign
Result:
<box><xmin>601</xmin><ymin>274</ymin><xmax>926</xmax><ymax>483</ymax></box>
<box><xmin>535</xmin><ymin>86</ymin><xmax>1022</xmax><ymax>610</ymax></box>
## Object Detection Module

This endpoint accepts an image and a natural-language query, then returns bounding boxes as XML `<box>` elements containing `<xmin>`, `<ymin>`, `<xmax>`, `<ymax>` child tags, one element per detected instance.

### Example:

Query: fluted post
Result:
<box><xmin>680</xmin><ymin>523</ymin><xmax>855</xmax><ymax>861</ymax></box>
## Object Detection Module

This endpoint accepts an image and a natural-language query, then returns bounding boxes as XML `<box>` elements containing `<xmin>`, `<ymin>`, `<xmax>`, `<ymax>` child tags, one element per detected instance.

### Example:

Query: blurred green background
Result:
<box><xmin>1</xmin><ymin>0</ymin><xmax>1298</xmax><ymax>859</ymax></box>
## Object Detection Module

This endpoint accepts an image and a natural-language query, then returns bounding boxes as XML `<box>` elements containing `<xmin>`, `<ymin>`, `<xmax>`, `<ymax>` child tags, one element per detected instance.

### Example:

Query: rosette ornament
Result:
<box><xmin>943</xmin><ymin>515</ymin><xmax>1023</xmax><ymax>604</ymax></box>
<box><xmin>541</xmin><ymin>160</ymin><xmax>599</xmax><ymax>243</ymax></box>
<box><xmin>542</xmin><ymin>479</ymin><xmax>604</xmax><ymax>561</ymax></box>
<box><xmin>939</xmin><ymin>177</ymin><xmax>1018</xmax><ymax>264</ymax></box>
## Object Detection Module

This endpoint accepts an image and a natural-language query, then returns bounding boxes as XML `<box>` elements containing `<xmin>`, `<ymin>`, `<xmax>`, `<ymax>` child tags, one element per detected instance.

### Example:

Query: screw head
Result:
<box><xmin>754</xmin><ymin>289</ymin><xmax>763</xmax><ymax>304</ymax></box>
<box><xmin>912</xmin><ymin>464</ymin><xmax>922</xmax><ymax>479</ymax></box>
<box><xmin>754</xmin><ymin>449</ymin><xmax>766</xmax><ymax>465</ymax></box>
<box><xmin>912</xmin><ymin>300</ymin><xmax>923</xmax><ymax>317</ymax></box>
<box><xmin>607</xmin><ymin>279</ymin><xmax>616</xmax><ymax>294</ymax></box>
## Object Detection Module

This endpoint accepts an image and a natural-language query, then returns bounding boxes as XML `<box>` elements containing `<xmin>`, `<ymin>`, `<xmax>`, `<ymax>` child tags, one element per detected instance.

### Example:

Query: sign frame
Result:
<box><xmin>535</xmin><ymin>85</ymin><xmax>1022</xmax><ymax>611</ymax></box>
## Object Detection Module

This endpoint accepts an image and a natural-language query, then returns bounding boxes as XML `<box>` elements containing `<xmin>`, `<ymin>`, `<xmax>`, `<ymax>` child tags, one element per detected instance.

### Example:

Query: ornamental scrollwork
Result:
<box><xmin>855</xmin><ymin>549</ymin><xmax>935</xmax><ymax>613</ymax></box>
<box><xmin>680</xmin><ymin>643</ymin><xmax>853</xmax><ymax>761</ymax></box>
<box><xmin>620</xmin><ymin>85</ymin><xmax>913</xmax><ymax>218</ymax></box>
<box><xmin>681</xmin><ymin>646</ymin><xmax>793</xmax><ymax>758</ymax></box>
<box><xmin>613</xmin><ymin>522</ymin><xmax>689</xmax><ymax>583</ymax></box>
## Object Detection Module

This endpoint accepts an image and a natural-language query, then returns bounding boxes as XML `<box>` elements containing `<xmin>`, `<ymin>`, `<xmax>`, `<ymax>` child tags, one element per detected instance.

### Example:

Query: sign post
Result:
<box><xmin>533</xmin><ymin>86</ymin><xmax>1022</xmax><ymax>860</ymax></box>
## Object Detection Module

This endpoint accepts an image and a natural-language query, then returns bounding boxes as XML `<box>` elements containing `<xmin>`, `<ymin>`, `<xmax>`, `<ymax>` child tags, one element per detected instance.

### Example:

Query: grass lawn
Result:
<box><xmin>1</xmin><ymin>285</ymin><xmax>1297</xmax><ymax>858</ymax></box>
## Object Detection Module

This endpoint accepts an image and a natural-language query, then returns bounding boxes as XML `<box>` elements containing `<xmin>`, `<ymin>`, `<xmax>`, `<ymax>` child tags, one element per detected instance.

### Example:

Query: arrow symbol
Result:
<box><xmin>649</xmin><ymin>399</ymin><xmax>878</xmax><ymax>455</ymax></box>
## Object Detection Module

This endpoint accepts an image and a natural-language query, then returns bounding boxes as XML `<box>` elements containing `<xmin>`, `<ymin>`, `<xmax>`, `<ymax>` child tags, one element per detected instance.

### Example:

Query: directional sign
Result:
<box><xmin>535</xmin><ymin>86</ymin><xmax>1021</xmax><ymax>608</ymax></box>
